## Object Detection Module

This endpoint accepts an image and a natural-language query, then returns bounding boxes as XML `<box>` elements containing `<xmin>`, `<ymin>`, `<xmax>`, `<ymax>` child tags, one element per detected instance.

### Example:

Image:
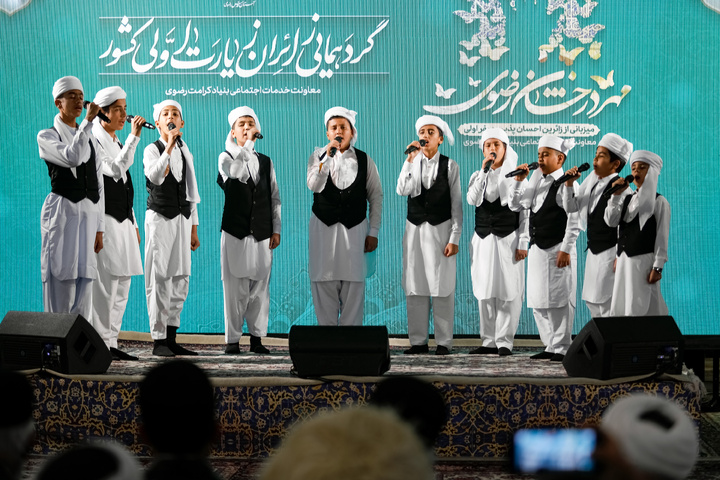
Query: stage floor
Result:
<box><xmin>25</xmin><ymin>338</ymin><xmax>704</xmax><ymax>459</ymax></box>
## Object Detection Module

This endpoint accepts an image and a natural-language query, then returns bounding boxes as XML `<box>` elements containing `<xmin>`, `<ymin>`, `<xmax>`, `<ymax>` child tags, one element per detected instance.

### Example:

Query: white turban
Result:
<box><xmin>539</xmin><ymin>134</ymin><xmax>576</xmax><ymax>155</ymax></box>
<box><xmin>226</xmin><ymin>106</ymin><xmax>262</xmax><ymax>152</ymax></box>
<box><xmin>415</xmin><ymin>115</ymin><xmax>455</xmax><ymax>146</ymax></box>
<box><xmin>480</xmin><ymin>127</ymin><xmax>518</xmax><ymax>179</ymax></box>
<box><xmin>630</xmin><ymin>150</ymin><xmax>663</xmax><ymax>229</ymax></box>
<box><xmin>93</xmin><ymin>86</ymin><xmax>126</xmax><ymax>108</ymax></box>
<box><xmin>227</xmin><ymin>106</ymin><xmax>261</xmax><ymax>132</ymax></box>
<box><xmin>152</xmin><ymin>100</ymin><xmax>183</xmax><ymax>122</ymax></box>
<box><xmin>602</xmin><ymin>395</ymin><xmax>698</xmax><ymax>480</ymax></box>
<box><xmin>598</xmin><ymin>133</ymin><xmax>633</xmax><ymax>164</ymax></box>
<box><xmin>52</xmin><ymin>76</ymin><xmax>83</xmax><ymax>100</ymax></box>
<box><xmin>324</xmin><ymin>106</ymin><xmax>358</xmax><ymax>146</ymax></box>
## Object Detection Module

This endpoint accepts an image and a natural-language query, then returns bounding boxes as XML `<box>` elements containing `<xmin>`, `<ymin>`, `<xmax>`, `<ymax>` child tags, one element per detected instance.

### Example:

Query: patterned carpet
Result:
<box><xmin>20</xmin><ymin>339</ymin><xmax>716</xmax><ymax>479</ymax></box>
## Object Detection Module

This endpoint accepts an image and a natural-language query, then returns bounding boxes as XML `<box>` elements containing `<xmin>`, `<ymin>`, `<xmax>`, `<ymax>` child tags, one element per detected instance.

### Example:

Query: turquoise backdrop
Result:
<box><xmin>1</xmin><ymin>0</ymin><xmax>718</xmax><ymax>336</ymax></box>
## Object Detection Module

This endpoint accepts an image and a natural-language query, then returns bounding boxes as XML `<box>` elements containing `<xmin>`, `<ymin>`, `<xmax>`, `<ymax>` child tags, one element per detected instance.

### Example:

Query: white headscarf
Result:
<box><xmin>152</xmin><ymin>100</ymin><xmax>183</xmax><ymax>122</ymax></box>
<box><xmin>52</xmin><ymin>76</ymin><xmax>83</xmax><ymax>99</ymax></box>
<box><xmin>415</xmin><ymin>115</ymin><xmax>455</xmax><ymax>146</ymax></box>
<box><xmin>598</xmin><ymin>133</ymin><xmax>633</xmax><ymax>165</ymax></box>
<box><xmin>631</xmin><ymin>150</ymin><xmax>663</xmax><ymax>229</ymax></box>
<box><xmin>93</xmin><ymin>86</ymin><xmax>126</xmax><ymax>108</ymax></box>
<box><xmin>538</xmin><ymin>134</ymin><xmax>576</xmax><ymax>155</ymax></box>
<box><xmin>602</xmin><ymin>395</ymin><xmax>698</xmax><ymax>480</ymax></box>
<box><xmin>480</xmin><ymin>127</ymin><xmax>518</xmax><ymax>176</ymax></box>
<box><xmin>226</xmin><ymin>106</ymin><xmax>262</xmax><ymax>153</ymax></box>
<box><xmin>477</xmin><ymin>128</ymin><xmax>518</xmax><ymax>206</ymax></box>
<box><xmin>227</xmin><ymin>106</ymin><xmax>261</xmax><ymax>131</ymax></box>
<box><xmin>324</xmin><ymin>106</ymin><xmax>358</xmax><ymax>146</ymax></box>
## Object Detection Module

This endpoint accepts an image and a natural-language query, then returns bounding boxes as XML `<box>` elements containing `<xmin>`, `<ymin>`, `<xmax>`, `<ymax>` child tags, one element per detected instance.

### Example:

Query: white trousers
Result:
<box><xmin>311</xmin><ymin>281</ymin><xmax>365</xmax><ymax>326</ymax></box>
<box><xmin>586</xmin><ymin>299</ymin><xmax>612</xmax><ymax>319</ymax></box>
<box><xmin>91</xmin><ymin>267</ymin><xmax>131</xmax><ymax>348</ymax></box>
<box><xmin>478</xmin><ymin>296</ymin><xmax>522</xmax><ymax>351</ymax></box>
<box><xmin>146</xmin><ymin>272</ymin><xmax>189</xmax><ymax>340</ymax></box>
<box><xmin>407</xmin><ymin>294</ymin><xmax>454</xmax><ymax>348</ymax></box>
<box><xmin>223</xmin><ymin>274</ymin><xmax>270</xmax><ymax>344</ymax></box>
<box><xmin>43</xmin><ymin>276</ymin><xmax>93</xmax><ymax>322</ymax></box>
<box><xmin>533</xmin><ymin>304</ymin><xmax>575</xmax><ymax>355</ymax></box>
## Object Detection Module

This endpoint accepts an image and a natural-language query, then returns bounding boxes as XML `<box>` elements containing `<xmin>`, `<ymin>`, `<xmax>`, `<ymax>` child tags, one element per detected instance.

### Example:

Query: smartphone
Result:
<box><xmin>512</xmin><ymin>428</ymin><xmax>597</xmax><ymax>475</ymax></box>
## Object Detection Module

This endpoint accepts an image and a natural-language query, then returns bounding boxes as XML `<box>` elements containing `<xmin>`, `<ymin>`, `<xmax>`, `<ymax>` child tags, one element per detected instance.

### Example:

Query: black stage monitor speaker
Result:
<box><xmin>289</xmin><ymin>325</ymin><xmax>390</xmax><ymax>378</ymax></box>
<box><xmin>0</xmin><ymin>311</ymin><xmax>112</xmax><ymax>374</ymax></box>
<box><xmin>563</xmin><ymin>316</ymin><xmax>683</xmax><ymax>380</ymax></box>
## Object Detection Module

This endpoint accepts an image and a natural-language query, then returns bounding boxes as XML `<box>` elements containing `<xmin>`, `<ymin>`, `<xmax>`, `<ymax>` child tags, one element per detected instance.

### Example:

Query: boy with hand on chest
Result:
<box><xmin>397</xmin><ymin>115</ymin><xmax>462</xmax><ymax>356</ymax></box>
<box><xmin>509</xmin><ymin>135</ymin><xmax>580</xmax><ymax>362</ymax></box>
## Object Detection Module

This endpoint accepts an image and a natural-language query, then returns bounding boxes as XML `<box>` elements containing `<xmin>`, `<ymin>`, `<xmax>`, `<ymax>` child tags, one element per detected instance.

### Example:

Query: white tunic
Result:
<box><xmin>562</xmin><ymin>173</ymin><xmax>618</xmax><ymax>304</ymax></box>
<box><xmin>509</xmin><ymin>169</ymin><xmax>580</xmax><ymax>309</ymax></box>
<box><xmin>467</xmin><ymin>167</ymin><xmax>528</xmax><ymax>301</ymax></box>
<box><xmin>307</xmin><ymin>147</ymin><xmax>383</xmax><ymax>282</ymax></box>
<box><xmin>604</xmin><ymin>191</ymin><xmax>670</xmax><ymax>316</ymax></box>
<box><xmin>38</xmin><ymin>117</ymin><xmax>105</xmax><ymax>282</ymax></box>
<box><xmin>396</xmin><ymin>152</ymin><xmax>462</xmax><ymax>297</ymax></box>
<box><xmin>219</xmin><ymin>143</ymin><xmax>281</xmax><ymax>281</ymax></box>
<box><xmin>143</xmin><ymin>139</ymin><xmax>199</xmax><ymax>278</ymax></box>
<box><xmin>91</xmin><ymin>122</ymin><xmax>143</xmax><ymax>277</ymax></box>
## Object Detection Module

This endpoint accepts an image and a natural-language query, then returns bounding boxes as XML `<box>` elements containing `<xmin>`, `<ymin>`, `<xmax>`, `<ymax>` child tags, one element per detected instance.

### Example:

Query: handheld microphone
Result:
<box><xmin>483</xmin><ymin>152</ymin><xmax>497</xmax><ymax>173</ymax></box>
<box><xmin>329</xmin><ymin>136</ymin><xmax>342</xmax><ymax>157</ymax></box>
<box><xmin>126</xmin><ymin>115</ymin><xmax>156</xmax><ymax>130</ymax></box>
<box><xmin>505</xmin><ymin>162</ymin><xmax>539</xmax><ymax>178</ymax></box>
<box><xmin>168</xmin><ymin>122</ymin><xmax>184</xmax><ymax>147</ymax></box>
<box><xmin>254</xmin><ymin>132</ymin><xmax>263</xmax><ymax>140</ymax></box>
<box><xmin>83</xmin><ymin>101</ymin><xmax>110</xmax><ymax>123</ymax></box>
<box><xmin>602</xmin><ymin>175</ymin><xmax>634</xmax><ymax>198</ymax></box>
<box><xmin>404</xmin><ymin>139</ymin><xmax>427</xmax><ymax>155</ymax></box>
<box><xmin>553</xmin><ymin>163</ymin><xmax>591</xmax><ymax>187</ymax></box>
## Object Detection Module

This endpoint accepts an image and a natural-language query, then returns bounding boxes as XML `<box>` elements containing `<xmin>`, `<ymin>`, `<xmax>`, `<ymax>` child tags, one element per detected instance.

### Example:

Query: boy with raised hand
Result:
<box><xmin>466</xmin><ymin>128</ymin><xmax>528</xmax><ymax>356</ymax></box>
<box><xmin>562</xmin><ymin>133</ymin><xmax>633</xmax><ymax>318</ymax></box>
<box><xmin>218</xmin><ymin>107</ymin><xmax>281</xmax><ymax>355</ymax></box>
<box><xmin>306</xmin><ymin>106</ymin><xmax>383</xmax><ymax>326</ymax></box>
<box><xmin>509</xmin><ymin>135</ymin><xmax>580</xmax><ymax>362</ymax></box>
<box><xmin>37</xmin><ymin>76</ymin><xmax>104</xmax><ymax>320</ymax></box>
<box><xmin>397</xmin><ymin>115</ymin><xmax>462</xmax><ymax>356</ymax></box>
<box><xmin>144</xmin><ymin>100</ymin><xmax>201</xmax><ymax>357</ymax></box>
<box><xmin>90</xmin><ymin>86</ymin><xmax>145</xmax><ymax>361</ymax></box>
<box><xmin>604</xmin><ymin>150</ymin><xmax>669</xmax><ymax>316</ymax></box>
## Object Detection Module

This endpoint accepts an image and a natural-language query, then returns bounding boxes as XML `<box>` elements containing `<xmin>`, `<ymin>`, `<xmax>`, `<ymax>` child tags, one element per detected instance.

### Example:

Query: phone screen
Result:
<box><xmin>512</xmin><ymin>428</ymin><xmax>596</xmax><ymax>474</ymax></box>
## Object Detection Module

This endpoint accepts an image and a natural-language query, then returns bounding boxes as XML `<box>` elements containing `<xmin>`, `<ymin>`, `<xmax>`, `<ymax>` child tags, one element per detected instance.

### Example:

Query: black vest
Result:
<box><xmin>312</xmin><ymin>149</ymin><xmax>368</xmax><ymax>229</ymax></box>
<box><xmin>146</xmin><ymin>140</ymin><xmax>191</xmax><ymax>219</ymax></box>
<box><xmin>529</xmin><ymin>180</ymin><xmax>567</xmax><ymax>249</ymax></box>
<box><xmin>407</xmin><ymin>155</ymin><xmax>452</xmax><ymax>226</ymax></box>
<box><xmin>102</xmin><ymin>140</ymin><xmax>135</xmax><ymax>224</ymax></box>
<box><xmin>217</xmin><ymin>151</ymin><xmax>273</xmax><ymax>241</ymax></box>
<box><xmin>586</xmin><ymin>177</ymin><xmax>618</xmax><ymax>254</ymax></box>
<box><xmin>475</xmin><ymin>197</ymin><xmax>520</xmax><ymax>239</ymax></box>
<box><xmin>617</xmin><ymin>193</ymin><xmax>660</xmax><ymax>257</ymax></box>
<box><xmin>45</xmin><ymin>127</ymin><xmax>100</xmax><ymax>204</ymax></box>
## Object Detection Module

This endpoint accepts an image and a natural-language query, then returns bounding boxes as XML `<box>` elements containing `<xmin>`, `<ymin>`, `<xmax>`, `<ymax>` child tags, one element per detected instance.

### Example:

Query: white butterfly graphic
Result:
<box><xmin>459</xmin><ymin>50</ymin><xmax>482</xmax><ymax>67</ymax></box>
<box><xmin>435</xmin><ymin>83</ymin><xmax>456</xmax><ymax>99</ymax></box>
<box><xmin>468</xmin><ymin>77</ymin><xmax>482</xmax><ymax>87</ymax></box>
<box><xmin>590</xmin><ymin>70</ymin><xmax>615</xmax><ymax>90</ymax></box>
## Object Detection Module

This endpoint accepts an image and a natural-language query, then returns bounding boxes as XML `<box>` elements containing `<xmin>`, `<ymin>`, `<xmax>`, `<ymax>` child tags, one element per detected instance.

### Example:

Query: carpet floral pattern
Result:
<box><xmin>27</xmin><ymin>342</ymin><xmax>702</xmax><ymax>459</ymax></box>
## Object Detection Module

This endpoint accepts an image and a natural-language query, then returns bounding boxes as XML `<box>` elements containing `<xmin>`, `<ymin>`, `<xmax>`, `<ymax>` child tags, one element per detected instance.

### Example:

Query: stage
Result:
<box><xmin>23</xmin><ymin>335</ymin><xmax>704</xmax><ymax>460</ymax></box>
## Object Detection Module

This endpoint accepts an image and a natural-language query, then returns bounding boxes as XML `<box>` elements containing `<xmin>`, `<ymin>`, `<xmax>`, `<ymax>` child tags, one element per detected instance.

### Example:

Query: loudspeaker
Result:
<box><xmin>289</xmin><ymin>325</ymin><xmax>390</xmax><ymax>378</ymax></box>
<box><xmin>563</xmin><ymin>316</ymin><xmax>684</xmax><ymax>380</ymax></box>
<box><xmin>0</xmin><ymin>311</ymin><xmax>112</xmax><ymax>374</ymax></box>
